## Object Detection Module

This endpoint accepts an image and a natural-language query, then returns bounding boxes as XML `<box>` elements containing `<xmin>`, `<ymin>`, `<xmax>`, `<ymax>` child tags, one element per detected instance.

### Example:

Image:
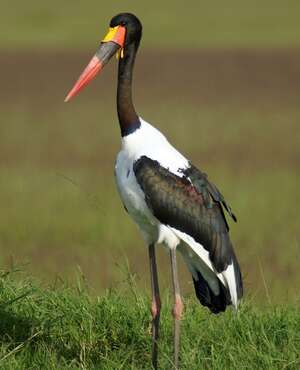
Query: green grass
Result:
<box><xmin>0</xmin><ymin>269</ymin><xmax>299</xmax><ymax>369</ymax></box>
<box><xmin>2</xmin><ymin>0</ymin><xmax>300</xmax><ymax>49</ymax></box>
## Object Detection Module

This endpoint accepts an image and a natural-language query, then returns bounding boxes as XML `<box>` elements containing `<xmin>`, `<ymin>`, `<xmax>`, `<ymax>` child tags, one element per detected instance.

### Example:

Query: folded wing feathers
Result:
<box><xmin>133</xmin><ymin>157</ymin><xmax>243</xmax><ymax>308</ymax></box>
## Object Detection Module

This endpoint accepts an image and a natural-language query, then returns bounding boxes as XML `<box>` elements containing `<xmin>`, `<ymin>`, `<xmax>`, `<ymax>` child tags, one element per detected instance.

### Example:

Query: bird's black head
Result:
<box><xmin>110</xmin><ymin>13</ymin><xmax>142</xmax><ymax>47</ymax></box>
<box><xmin>65</xmin><ymin>13</ymin><xmax>142</xmax><ymax>102</ymax></box>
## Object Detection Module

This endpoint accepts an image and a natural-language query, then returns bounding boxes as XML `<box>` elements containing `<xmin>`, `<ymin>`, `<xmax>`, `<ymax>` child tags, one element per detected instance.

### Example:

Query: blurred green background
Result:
<box><xmin>2</xmin><ymin>0</ymin><xmax>300</xmax><ymax>49</ymax></box>
<box><xmin>0</xmin><ymin>1</ymin><xmax>299</xmax><ymax>303</ymax></box>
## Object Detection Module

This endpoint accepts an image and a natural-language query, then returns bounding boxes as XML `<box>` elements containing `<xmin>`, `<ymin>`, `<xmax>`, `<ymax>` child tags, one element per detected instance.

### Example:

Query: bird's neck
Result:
<box><xmin>117</xmin><ymin>42</ymin><xmax>141</xmax><ymax>137</ymax></box>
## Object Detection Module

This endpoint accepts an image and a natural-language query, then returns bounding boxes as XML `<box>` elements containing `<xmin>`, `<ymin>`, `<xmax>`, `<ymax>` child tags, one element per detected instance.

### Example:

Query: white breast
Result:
<box><xmin>115</xmin><ymin>148</ymin><xmax>158</xmax><ymax>245</ymax></box>
<box><xmin>114</xmin><ymin>117</ymin><xmax>189</xmax><ymax>246</ymax></box>
<box><xmin>120</xmin><ymin>118</ymin><xmax>189</xmax><ymax>176</ymax></box>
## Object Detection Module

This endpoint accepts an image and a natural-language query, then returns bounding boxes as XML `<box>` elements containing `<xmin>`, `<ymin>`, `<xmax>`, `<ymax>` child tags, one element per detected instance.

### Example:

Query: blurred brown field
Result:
<box><xmin>0</xmin><ymin>46</ymin><xmax>299</xmax><ymax>303</ymax></box>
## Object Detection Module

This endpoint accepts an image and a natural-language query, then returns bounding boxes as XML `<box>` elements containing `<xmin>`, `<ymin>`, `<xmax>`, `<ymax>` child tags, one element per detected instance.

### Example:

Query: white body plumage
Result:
<box><xmin>115</xmin><ymin>118</ymin><xmax>239</xmax><ymax>308</ymax></box>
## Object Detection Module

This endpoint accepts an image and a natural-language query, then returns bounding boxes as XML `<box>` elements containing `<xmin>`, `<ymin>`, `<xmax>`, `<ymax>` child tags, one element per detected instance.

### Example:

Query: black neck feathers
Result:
<box><xmin>117</xmin><ymin>41</ymin><xmax>141</xmax><ymax>137</ymax></box>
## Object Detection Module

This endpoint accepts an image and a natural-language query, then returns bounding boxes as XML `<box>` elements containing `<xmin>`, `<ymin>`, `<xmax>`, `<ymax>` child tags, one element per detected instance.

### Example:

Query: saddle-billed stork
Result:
<box><xmin>65</xmin><ymin>13</ymin><xmax>243</xmax><ymax>369</ymax></box>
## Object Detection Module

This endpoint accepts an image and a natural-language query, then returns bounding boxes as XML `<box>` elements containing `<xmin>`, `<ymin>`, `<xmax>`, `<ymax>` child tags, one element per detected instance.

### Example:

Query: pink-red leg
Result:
<box><xmin>149</xmin><ymin>244</ymin><xmax>161</xmax><ymax>369</ymax></box>
<box><xmin>170</xmin><ymin>249</ymin><xmax>183</xmax><ymax>369</ymax></box>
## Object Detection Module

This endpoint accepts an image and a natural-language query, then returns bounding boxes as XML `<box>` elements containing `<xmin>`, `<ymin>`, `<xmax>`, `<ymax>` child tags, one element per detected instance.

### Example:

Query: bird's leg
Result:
<box><xmin>148</xmin><ymin>243</ymin><xmax>161</xmax><ymax>370</ymax></box>
<box><xmin>170</xmin><ymin>248</ymin><xmax>183</xmax><ymax>370</ymax></box>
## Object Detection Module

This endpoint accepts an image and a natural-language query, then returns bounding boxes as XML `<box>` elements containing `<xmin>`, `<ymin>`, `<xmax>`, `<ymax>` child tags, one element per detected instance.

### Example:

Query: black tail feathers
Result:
<box><xmin>192</xmin><ymin>270</ymin><xmax>231</xmax><ymax>314</ymax></box>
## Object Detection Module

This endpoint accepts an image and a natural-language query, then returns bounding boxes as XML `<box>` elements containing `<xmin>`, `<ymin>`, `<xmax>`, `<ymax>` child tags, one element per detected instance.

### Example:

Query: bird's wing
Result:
<box><xmin>133</xmin><ymin>156</ymin><xmax>243</xmax><ymax>306</ymax></box>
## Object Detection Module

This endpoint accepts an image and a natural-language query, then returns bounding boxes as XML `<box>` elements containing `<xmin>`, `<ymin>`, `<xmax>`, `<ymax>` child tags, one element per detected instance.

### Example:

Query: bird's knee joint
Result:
<box><xmin>172</xmin><ymin>295</ymin><xmax>183</xmax><ymax>320</ymax></box>
<box><xmin>151</xmin><ymin>296</ymin><xmax>161</xmax><ymax>319</ymax></box>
